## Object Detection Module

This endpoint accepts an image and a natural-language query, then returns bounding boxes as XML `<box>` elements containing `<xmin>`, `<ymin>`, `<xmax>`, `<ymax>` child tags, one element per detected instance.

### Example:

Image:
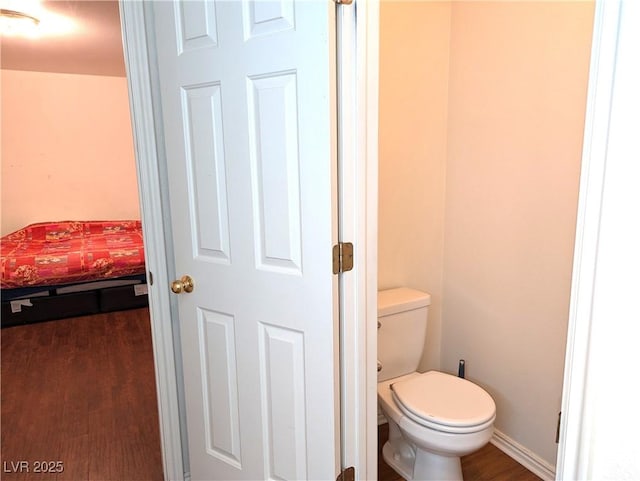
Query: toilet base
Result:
<box><xmin>413</xmin><ymin>448</ymin><xmax>463</xmax><ymax>481</ymax></box>
<box><xmin>382</xmin><ymin>439</ymin><xmax>463</xmax><ymax>481</ymax></box>
<box><xmin>382</xmin><ymin>440</ymin><xmax>413</xmax><ymax>480</ymax></box>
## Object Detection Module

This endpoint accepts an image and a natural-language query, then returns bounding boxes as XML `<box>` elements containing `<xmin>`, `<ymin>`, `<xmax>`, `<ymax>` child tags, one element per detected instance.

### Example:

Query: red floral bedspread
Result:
<box><xmin>1</xmin><ymin>221</ymin><xmax>146</xmax><ymax>289</ymax></box>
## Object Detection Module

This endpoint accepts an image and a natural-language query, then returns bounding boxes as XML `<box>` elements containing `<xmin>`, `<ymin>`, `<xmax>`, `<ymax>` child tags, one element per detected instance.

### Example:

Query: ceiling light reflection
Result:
<box><xmin>0</xmin><ymin>9</ymin><xmax>40</xmax><ymax>37</ymax></box>
<box><xmin>36</xmin><ymin>10</ymin><xmax>77</xmax><ymax>37</ymax></box>
<box><xmin>0</xmin><ymin>0</ymin><xmax>77</xmax><ymax>38</ymax></box>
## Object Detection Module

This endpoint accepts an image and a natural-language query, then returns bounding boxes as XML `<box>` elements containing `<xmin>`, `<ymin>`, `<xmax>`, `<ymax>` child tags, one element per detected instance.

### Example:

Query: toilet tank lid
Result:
<box><xmin>378</xmin><ymin>288</ymin><xmax>431</xmax><ymax>317</ymax></box>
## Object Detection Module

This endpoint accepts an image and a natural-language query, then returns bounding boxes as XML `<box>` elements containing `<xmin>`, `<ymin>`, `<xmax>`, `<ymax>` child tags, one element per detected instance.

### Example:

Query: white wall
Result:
<box><xmin>1</xmin><ymin>69</ymin><xmax>139</xmax><ymax>236</ymax></box>
<box><xmin>378</xmin><ymin>1</ymin><xmax>451</xmax><ymax>371</ymax></box>
<box><xmin>441</xmin><ymin>2</ymin><xmax>594</xmax><ymax>466</ymax></box>
<box><xmin>378</xmin><ymin>0</ymin><xmax>594</xmax><ymax>468</ymax></box>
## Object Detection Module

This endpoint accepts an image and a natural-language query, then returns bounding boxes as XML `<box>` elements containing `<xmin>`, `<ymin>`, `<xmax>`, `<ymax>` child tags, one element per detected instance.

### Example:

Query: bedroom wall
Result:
<box><xmin>441</xmin><ymin>1</ymin><xmax>594</xmax><ymax>467</ymax></box>
<box><xmin>1</xmin><ymin>69</ymin><xmax>139</xmax><ymax>236</ymax></box>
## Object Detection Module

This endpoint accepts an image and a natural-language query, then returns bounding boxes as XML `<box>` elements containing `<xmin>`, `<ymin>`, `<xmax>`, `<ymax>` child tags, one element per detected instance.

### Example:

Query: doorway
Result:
<box><xmin>377</xmin><ymin>1</ymin><xmax>594</xmax><ymax>477</ymax></box>
<box><xmin>0</xmin><ymin>1</ymin><xmax>163</xmax><ymax>479</ymax></box>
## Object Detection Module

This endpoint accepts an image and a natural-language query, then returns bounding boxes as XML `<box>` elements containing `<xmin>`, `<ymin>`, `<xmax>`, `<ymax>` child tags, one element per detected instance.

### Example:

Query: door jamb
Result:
<box><xmin>120</xmin><ymin>3</ymin><xmax>186</xmax><ymax>480</ymax></box>
<box><xmin>338</xmin><ymin>1</ymin><xmax>380</xmax><ymax>479</ymax></box>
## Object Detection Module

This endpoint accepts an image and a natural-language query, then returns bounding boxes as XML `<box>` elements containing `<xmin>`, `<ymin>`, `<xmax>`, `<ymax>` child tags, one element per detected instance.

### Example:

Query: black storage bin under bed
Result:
<box><xmin>1</xmin><ymin>280</ymin><xmax>149</xmax><ymax>328</ymax></box>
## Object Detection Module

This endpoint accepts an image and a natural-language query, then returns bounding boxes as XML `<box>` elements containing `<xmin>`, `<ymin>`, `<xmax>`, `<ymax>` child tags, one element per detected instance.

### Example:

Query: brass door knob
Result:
<box><xmin>171</xmin><ymin>275</ymin><xmax>194</xmax><ymax>294</ymax></box>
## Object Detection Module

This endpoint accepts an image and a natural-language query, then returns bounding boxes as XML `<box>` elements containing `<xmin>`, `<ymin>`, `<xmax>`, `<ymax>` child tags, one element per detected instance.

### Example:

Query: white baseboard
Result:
<box><xmin>490</xmin><ymin>429</ymin><xmax>556</xmax><ymax>481</ymax></box>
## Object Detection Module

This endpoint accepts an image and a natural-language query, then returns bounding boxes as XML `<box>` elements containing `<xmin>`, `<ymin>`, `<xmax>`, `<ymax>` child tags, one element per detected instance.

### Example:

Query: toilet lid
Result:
<box><xmin>391</xmin><ymin>371</ymin><xmax>496</xmax><ymax>430</ymax></box>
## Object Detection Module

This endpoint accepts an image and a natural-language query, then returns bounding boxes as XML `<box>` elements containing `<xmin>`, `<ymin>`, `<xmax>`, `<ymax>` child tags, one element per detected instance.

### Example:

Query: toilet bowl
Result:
<box><xmin>378</xmin><ymin>371</ymin><xmax>495</xmax><ymax>481</ymax></box>
<box><xmin>377</xmin><ymin>288</ymin><xmax>496</xmax><ymax>481</ymax></box>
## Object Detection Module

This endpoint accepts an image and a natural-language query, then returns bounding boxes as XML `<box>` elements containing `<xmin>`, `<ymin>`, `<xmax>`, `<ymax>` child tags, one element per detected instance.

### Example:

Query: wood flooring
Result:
<box><xmin>2</xmin><ymin>308</ymin><xmax>543</xmax><ymax>481</ymax></box>
<box><xmin>1</xmin><ymin>309</ymin><xmax>163</xmax><ymax>481</ymax></box>
<box><xmin>378</xmin><ymin>423</ymin><xmax>543</xmax><ymax>481</ymax></box>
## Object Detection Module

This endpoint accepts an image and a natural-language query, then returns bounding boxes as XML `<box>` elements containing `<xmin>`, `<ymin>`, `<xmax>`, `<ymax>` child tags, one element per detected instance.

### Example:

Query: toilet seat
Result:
<box><xmin>390</xmin><ymin>371</ymin><xmax>496</xmax><ymax>434</ymax></box>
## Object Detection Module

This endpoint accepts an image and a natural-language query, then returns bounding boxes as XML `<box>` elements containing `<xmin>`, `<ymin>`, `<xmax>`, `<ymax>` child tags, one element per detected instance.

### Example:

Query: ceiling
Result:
<box><xmin>1</xmin><ymin>0</ymin><xmax>126</xmax><ymax>77</ymax></box>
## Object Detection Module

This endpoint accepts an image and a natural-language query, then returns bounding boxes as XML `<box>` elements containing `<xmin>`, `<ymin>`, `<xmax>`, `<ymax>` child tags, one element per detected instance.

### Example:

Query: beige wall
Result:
<box><xmin>379</xmin><ymin>0</ymin><xmax>594</xmax><ymax>467</ymax></box>
<box><xmin>1</xmin><ymin>70</ymin><xmax>139</xmax><ymax>236</ymax></box>
<box><xmin>378</xmin><ymin>1</ymin><xmax>452</xmax><ymax>371</ymax></box>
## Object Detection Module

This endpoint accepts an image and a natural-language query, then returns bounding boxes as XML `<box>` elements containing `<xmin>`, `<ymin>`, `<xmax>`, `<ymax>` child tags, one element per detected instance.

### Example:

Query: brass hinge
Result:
<box><xmin>337</xmin><ymin>466</ymin><xmax>355</xmax><ymax>481</ymax></box>
<box><xmin>333</xmin><ymin>0</ymin><xmax>354</xmax><ymax>4</ymax></box>
<box><xmin>333</xmin><ymin>242</ymin><xmax>354</xmax><ymax>274</ymax></box>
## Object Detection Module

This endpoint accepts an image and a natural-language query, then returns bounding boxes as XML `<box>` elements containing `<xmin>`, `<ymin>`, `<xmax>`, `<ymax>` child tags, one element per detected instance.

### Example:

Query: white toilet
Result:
<box><xmin>377</xmin><ymin>287</ymin><xmax>496</xmax><ymax>481</ymax></box>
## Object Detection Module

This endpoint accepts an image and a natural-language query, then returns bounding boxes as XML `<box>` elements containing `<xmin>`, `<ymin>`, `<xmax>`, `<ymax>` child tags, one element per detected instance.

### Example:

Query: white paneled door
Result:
<box><xmin>151</xmin><ymin>1</ymin><xmax>339</xmax><ymax>480</ymax></box>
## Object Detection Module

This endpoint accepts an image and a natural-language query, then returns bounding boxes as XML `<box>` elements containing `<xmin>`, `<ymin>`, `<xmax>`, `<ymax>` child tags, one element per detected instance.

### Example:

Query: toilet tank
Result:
<box><xmin>378</xmin><ymin>287</ymin><xmax>431</xmax><ymax>382</ymax></box>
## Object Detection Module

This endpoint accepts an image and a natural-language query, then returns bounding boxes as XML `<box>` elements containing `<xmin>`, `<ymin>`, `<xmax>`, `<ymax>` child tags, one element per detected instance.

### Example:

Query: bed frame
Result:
<box><xmin>1</xmin><ymin>275</ymin><xmax>149</xmax><ymax>328</ymax></box>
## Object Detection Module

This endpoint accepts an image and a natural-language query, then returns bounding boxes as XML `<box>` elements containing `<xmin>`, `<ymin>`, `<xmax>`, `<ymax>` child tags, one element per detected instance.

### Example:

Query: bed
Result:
<box><xmin>1</xmin><ymin>220</ymin><xmax>149</xmax><ymax>327</ymax></box>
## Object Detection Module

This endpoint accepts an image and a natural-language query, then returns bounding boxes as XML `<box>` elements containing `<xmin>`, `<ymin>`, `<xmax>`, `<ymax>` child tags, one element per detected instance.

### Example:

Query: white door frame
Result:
<box><xmin>555</xmin><ymin>0</ymin><xmax>616</xmax><ymax>477</ymax></box>
<box><xmin>336</xmin><ymin>2</ymin><xmax>379</xmax><ymax>479</ymax></box>
<box><xmin>120</xmin><ymin>3</ymin><xmax>187</xmax><ymax>479</ymax></box>
<box><xmin>119</xmin><ymin>1</ymin><xmax>380</xmax><ymax>480</ymax></box>
<box><xmin>556</xmin><ymin>0</ymin><xmax>640</xmax><ymax>478</ymax></box>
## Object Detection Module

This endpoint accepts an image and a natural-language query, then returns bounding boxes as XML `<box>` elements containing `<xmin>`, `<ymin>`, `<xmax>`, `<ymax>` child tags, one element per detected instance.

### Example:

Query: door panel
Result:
<box><xmin>151</xmin><ymin>1</ymin><xmax>339</xmax><ymax>479</ymax></box>
<box><xmin>182</xmin><ymin>83</ymin><xmax>231</xmax><ymax>262</ymax></box>
<box><xmin>259</xmin><ymin>323</ymin><xmax>308</xmax><ymax>480</ymax></box>
<box><xmin>247</xmin><ymin>71</ymin><xmax>302</xmax><ymax>273</ymax></box>
<box><xmin>198</xmin><ymin>308</ymin><xmax>240</xmax><ymax>467</ymax></box>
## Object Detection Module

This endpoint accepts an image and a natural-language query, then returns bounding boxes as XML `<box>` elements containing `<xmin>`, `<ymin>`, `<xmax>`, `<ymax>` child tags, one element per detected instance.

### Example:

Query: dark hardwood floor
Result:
<box><xmin>1</xmin><ymin>308</ymin><xmax>163</xmax><ymax>481</ymax></box>
<box><xmin>2</xmin><ymin>308</ymin><xmax>543</xmax><ymax>481</ymax></box>
<box><xmin>378</xmin><ymin>423</ymin><xmax>543</xmax><ymax>481</ymax></box>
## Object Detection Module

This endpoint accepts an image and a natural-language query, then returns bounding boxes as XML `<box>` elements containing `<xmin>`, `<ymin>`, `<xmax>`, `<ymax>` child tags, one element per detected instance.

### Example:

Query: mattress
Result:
<box><xmin>1</xmin><ymin>220</ymin><xmax>146</xmax><ymax>290</ymax></box>
<box><xmin>1</xmin><ymin>221</ymin><xmax>148</xmax><ymax>326</ymax></box>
